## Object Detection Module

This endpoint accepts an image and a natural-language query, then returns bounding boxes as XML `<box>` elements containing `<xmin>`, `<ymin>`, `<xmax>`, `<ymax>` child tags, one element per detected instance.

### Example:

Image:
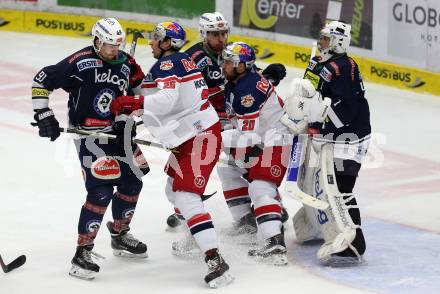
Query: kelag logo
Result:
<box><xmin>370</xmin><ymin>66</ymin><xmax>425</xmax><ymax>88</ymax></box>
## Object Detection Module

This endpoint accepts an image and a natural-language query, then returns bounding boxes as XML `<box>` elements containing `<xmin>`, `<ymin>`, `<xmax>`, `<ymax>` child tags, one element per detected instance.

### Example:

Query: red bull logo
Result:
<box><xmin>162</xmin><ymin>22</ymin><xmax>180</xmax><ymax>34</ymax></box>
<box><xmin>232</xmin><ymin>43</ymin><xmax>251</xmax><ymax>57</ymax></box>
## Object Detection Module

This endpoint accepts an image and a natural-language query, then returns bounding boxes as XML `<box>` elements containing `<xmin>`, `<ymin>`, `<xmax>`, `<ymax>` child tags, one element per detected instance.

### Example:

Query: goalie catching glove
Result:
<box><xmin>284</xmin><ymin>78</ymin><xmax>331</xmax><ymax>124</ymax></box>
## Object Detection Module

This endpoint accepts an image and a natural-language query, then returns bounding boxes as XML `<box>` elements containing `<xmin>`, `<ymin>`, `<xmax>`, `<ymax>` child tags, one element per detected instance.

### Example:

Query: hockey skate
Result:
<box><xmin>106</xmin><ymin>221</ymin><xmax>148</xmax><ymax>258</ymax></box>
<box><xmin>230</xmin><ymin>213</ymin><xmax>257</xmax><ymax>236</ymax></box>
<box><xmin>281</xmin><ymin>206</ymin><xmax>289</xmax><ymax>224</ymax></box>
<box><xmin>248</xmin><ymin>233</ymin><xmax>288</xmax><ymax>265</ymax></box>
<box><xmin>318</xmin><ymin>228</ymin><xmax>366</xmax><ymax>267</ymax></box>
<box><xmin>204</xmin><ymin>249</ymin><xmax>234</xmax><ymax>288</ymax></box>
<box><xmin>171</xmin><ymin>233</ymin><xmax>200</xmax><ymax>258</ymax></box>
<box><xmin>69</xmin><ymin>244</ymin><xmax>103</xmax><ymax>280</ymax></box>
<box><xmin>166</xmin><ymin>213</ymin><xmax>183</xmax><ymax>230</ymax></box>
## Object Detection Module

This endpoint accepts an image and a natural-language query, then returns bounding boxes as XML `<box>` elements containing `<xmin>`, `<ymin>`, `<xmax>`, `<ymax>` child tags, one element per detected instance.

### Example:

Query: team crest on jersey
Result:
<box><xmin>120</xmin><ymin>64</ymin><xmax>131</xmax><ymax>78</ymax></box>
<box><xmin>76</xmin><ymin>58</ymin><xmax>103</xmax><ymax>72</ymax></box>
<box><xmin>196</xmin><ymin>56</ymin><xmax>212</xmax><ymax>69</ymax></box>
<box><xmin>240</xmin><ymin>94</ymin><xmax>255</xmax><ymax>107</ymax></box>
<box><xmin>319</xmin><ymin>67</ymin><xmax>333</xmax><ymax>82</ymax></box>
<box><xmin>94</xmin><ymin>88</ymin><xmax>115</xmax><ymax>117</ymax></box>
<box><xmin>307</xmin><ymin>60</ymin><xmax>317</xmax><ymax>71</ymax></box>
<box><xmin>91</xmin><ymin>156</ymin><xmax>121</xmax><ymax>180</ymax></box>
<box><xmin>160</xmin><ymin>60</ymin><xmax>174</xmax><ymax>71</ymax></box>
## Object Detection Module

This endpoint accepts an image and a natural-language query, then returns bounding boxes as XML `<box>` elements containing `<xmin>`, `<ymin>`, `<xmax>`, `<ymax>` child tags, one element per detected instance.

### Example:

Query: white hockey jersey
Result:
<box><xmin>135</xmin><ymin>52</ymin><xmax>219</xmax><ymax>148</ymax></box>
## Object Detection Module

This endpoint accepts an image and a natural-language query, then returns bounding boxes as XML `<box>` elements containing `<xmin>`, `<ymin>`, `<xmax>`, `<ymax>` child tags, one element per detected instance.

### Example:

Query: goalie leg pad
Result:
<box><xmin>292</xmin><ymin>206</ymin><xmax>323</xmax><ymax>243</ymax></box>
<box><xmin>316</xmin><ymin>144</ymin><xmax>365</xmax><ymax>264</ymax></box>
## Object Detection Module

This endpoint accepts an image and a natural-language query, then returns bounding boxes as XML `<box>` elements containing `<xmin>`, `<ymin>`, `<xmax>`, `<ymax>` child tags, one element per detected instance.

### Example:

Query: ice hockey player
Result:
<box><xmin>164</xmin><ymin>12</ymin><xmax>230</xmax><ymax>229</ymax></box>
<box><xmin>167</xmin><ymin>12</ymin><xmax>288</xmax><ymax>231</ymax></box>
<box><xmin>110</xmin><ymin>21</ymin><xmax>234</xmax><ymax>288</ymax></box>
<box><xmin>216</xmin><ymin>42</ymin><xmax>292</xmax><ymax>265</ymax></box>
<box><xmin>285</xmin><ymin>21</ymin><xmax>371</xmax><ymax>265</ymax></box>
<box><xmin>31</xmin><ymin>18</ymin><xmax>149</xmax><ymax>280</ymax></box>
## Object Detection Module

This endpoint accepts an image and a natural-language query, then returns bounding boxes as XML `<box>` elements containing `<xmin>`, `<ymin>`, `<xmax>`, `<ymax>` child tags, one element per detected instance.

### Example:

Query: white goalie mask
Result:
<box><xmin>318</xmin><ymin>21</ymin><xmax>351</xmax><ymax>62</ymax></box>
<box><xmin>92</xmin><ymin>18</ymin><xmax>126</xmax><ymax>52</ymax></box>
<box><xmin>199</xmin><ymin>12</ymin><xmax>229</xmax><ymax>40</ymax></box>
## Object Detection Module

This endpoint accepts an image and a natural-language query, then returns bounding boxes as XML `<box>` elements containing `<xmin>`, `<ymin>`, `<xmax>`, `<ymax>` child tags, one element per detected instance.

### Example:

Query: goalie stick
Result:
<box><xmin>0</xmin><ymin>254</ymin><xmax>26</xmax><ymax>273</ymax></box>
<box><xmin>284</xmin><ymin>135</ymin><xmax>329</xmax><ymax>210</ymax></box>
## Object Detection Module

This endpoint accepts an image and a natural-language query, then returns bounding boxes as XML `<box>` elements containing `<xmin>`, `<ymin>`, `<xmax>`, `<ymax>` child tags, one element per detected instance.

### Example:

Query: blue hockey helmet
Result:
<box><xmin>151</xmin><ymin>21</ymin><xmax>186</xmax><ymax>50</ymax></box>
<box><xmin>221</xmin><ymin>42</ymin><xmax>256</xmax><ymax>69</ymax></box>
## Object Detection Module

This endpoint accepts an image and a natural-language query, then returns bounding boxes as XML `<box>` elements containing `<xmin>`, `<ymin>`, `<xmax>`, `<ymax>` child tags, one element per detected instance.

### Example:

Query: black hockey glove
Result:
<box><xmin>243</xmin><ymin>144</ymin><xmax>264</xmax><ymax>164</ymax></box>
<box><xmin>262</xmin><ymin>63</ymin><xmax>287</xmax><ymax>86</ymax></box>
<box><xmin>113</xmin><ymin>119</ymin><xmax>136</xmax><ymax>150</ymax></box>
<box><xmin>31</xmin><ymin>108</ymin><xmax>60</xmax><ymax>141</ymax></box>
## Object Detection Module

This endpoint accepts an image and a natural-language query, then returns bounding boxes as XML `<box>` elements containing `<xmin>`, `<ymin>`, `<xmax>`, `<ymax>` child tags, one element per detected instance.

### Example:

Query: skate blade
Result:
<box><xmin>321</xmin><ymin>255</ymin><xmax>365</xmax><ymax>267</ymax></box>
<box><xmin>69</xmin><ymin>265</ymin><xmax>97</xmax><ymax>280</ymax></box>
<box><xmin>207</xmin><ymin>272</ymin><xmax>235</xmax><ymax>288</ymax></box>
<box><xmin>171</xmin><ymin>248</ymin><xmax>201</xmax><ymax>259</ymax></box>
<box><xmin>113</xmin><ymin>249</ymin><xmax>148</xmax><ymax>259</ymax></box>
<box><xmin>250</xmin><ymin>253</ymin><xmax>289</xmax><ymax>266</ymax></box>
<box><xmin>234</xmin><ymin>234</ymin><xmax>258</xmax><ymax>246</ymax></box>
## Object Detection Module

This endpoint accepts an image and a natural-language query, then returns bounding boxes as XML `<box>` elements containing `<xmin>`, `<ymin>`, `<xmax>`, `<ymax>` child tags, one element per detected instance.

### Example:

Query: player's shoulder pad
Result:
<box><xmin>319</xmin><ymin>62</ymin><xmax>336</xmax><ymax>83</ymax></box>
<box><xmin>233</xmin><ymin>71</ymin><xmax>272</xmax><ymax>113</ymax></box>
<box><xmin>152</xmin><ymin>52</ymin><xmax>200</xmax><ymax>79</ymax></box>
<box><xmin>67</xmin><ymin>46</ymin><xmax>95</xmax><ymax>65</ymax></box>
<box><xmin>307</xmin><ymin>57</ymin><xmax>319</xmax><ymax>72</ymax></box>
<box><xmin>66</xmin><ymin>46</ymin><xmax>104</xmax><ymax>73</ymax></box>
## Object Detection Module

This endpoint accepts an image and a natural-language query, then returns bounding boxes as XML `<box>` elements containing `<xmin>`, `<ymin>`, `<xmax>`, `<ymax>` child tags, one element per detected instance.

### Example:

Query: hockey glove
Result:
<box><xmin>127</xmin><ymin>55</ymin><xmax>145</xmax><ymax>88</ymax></box>
<box><xmin>111</xmin><ymin>95</ymin><xmax>144</xmax><ymax>116</ymax></box>
<box><xmin>262</xmin><ymin>63</ymin><xmax>286</xmax><ymax>86</ymax></box>
<box><xmin>31</xmin><ymin>108</ymin><xmax>60</xmax><ymax>141</ymax></box>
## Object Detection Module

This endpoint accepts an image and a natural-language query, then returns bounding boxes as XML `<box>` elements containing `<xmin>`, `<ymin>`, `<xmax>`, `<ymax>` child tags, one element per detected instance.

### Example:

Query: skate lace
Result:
<box><xmin>207</xmin><ymin>255</ymin><xmax>221</xmax><ymax>271</ymax></box>
<box><xmin>82</xmin><ymin>249</ymin><xmax>105</xmax><ymax>262</ymax></box>
<box><xmin>121</xmin><ymin>233</ymin><xmax>140</xmax><ymax>248</ymax></box>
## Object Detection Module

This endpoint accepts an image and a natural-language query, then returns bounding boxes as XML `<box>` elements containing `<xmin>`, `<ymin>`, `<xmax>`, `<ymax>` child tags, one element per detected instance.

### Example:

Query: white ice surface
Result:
<box><xmin>1</xmin><ymin>31</ymin><xmax>439</xmax><ymax>294</ymax></box>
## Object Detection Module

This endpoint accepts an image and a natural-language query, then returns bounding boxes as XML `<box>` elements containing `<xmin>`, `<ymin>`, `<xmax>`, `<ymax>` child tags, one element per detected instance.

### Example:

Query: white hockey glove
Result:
<box><xmin>285</xmin><ymin>78</ymin><xmax>331</xmax><ymax>124</ymax></box>
<box><xmin>279</xmin><ymin>113</ymin><xmax>308</xmax><ymax>134</ymax></box>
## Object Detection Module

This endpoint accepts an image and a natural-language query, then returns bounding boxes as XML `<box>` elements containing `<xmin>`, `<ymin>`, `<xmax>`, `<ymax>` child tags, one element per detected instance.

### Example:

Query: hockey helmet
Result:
<box><xmin>151</xmin><ymin>22</ymin><xmax>186</xmax><ymax>50</ymax></box>
<box><xmin>199</xmin><ymin>12</ymin><xmax>229</xmax><ymax>39</ymax></box>
<box><xmin>221</xmin><ymin>42</ymin><xmax>256</xmax><ymax>69</ymax></box>
<box><xmin>91</xmin><ymin>18</ymin><xmax>126</xmax><ymax>52</ymax></box>
<box><xmin>318</xmin><ymin>21</ymin><xmax>351</xmax><ymax>61</ymax></box>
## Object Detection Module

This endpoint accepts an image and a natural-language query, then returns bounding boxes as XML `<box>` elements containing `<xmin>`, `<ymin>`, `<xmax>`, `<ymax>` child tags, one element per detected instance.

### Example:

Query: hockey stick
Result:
<box><xmin>284</xmin><ymin>135</ymin><xmax>329</xmax><ymax>210</ymax></box>
<box><xmin>59</xmin><ymin>127</ymin><xmax>170</xmax><ymax>151</ymax></box>
<box><xmin>217</xmin><ymin>145</ymin><xmax>328</xmax><ymax>210</ymax></box>
<box><xmin>129</xmin><ymin>31</ymin><xmax>146</xmax><ymax>56</ymax></box>
<box><xmin>0</xmin><ymin>254</ymin><xmax>26</xmax><ymax>273</ymax></box>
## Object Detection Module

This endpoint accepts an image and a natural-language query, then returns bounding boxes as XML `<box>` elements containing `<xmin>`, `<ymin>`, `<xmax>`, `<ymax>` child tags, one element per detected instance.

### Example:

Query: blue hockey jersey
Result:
<box><xmin>32</xmin><ymin>46</ymin><xmax>141</xmax><ymax>131</ymax></box>
<box><xmin>304</xmin><ymin>54</ymin><xmax>371</xmax><ymax>141</ymax></box>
